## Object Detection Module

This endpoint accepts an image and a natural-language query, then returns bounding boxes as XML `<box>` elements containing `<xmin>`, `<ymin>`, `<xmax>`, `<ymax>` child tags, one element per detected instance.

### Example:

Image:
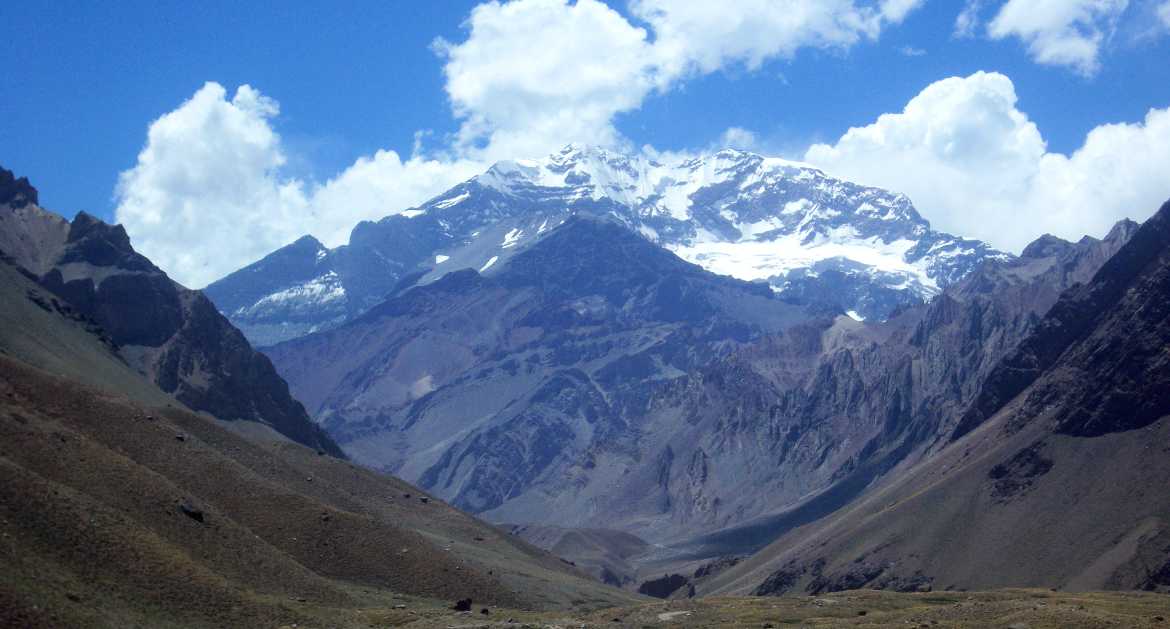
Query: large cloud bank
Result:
<box><xmin>114</xmin><ymin>0</ymin><xmax>1169</xmax><ymax>287</ymax></box>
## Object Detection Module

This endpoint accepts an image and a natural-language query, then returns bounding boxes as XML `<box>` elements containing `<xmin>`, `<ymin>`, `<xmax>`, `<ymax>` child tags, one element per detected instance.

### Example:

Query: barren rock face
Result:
<box><xmin>0</xmin><ymin>166</ymin><xmax>38</xmax><ymax>209</ymax></box>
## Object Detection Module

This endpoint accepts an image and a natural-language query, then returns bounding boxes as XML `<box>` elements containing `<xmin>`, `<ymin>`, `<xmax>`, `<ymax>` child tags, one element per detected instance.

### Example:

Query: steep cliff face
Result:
<box><xmin>0</xmin><ymin>168</ymin><xmax>341</xmax><ymax>456</ymax></box>
<box><xmin>704</xmin><ymin>200</ymin><xmax>1170</xmax><ymax>597</ymax></box>
<box><xmin>0</xmin><ymin>167</ymin><xmax>70</xmax><ymax>276</ymax></box>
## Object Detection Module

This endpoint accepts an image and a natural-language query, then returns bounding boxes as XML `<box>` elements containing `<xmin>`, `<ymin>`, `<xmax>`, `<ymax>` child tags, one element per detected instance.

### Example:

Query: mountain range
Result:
<box><xmin>708</xmin><ymin>198</ymin><xmax>1170</xmax><ymax>597</ymax></box>
<box><xmin>3</xmin><ymin>150</ymin><xmax>1170</xmax><ymax>619</ymax></box>
<box><xmin>0</xmin><ymin>166</ymin><xmax>635</xmax><ymax>627</ymax></box>
<box><xmin>206</xmin><ymin>145</ymin><xmax>1005</xmax><ymax>346</ymax></box>
<box><xmin>199</xmin><ymin>146</ymin><xmax>1170</xmax><ymax>595</ymax></box>
<box><xmin>261</xmin><ymin>192</ymin><xmax>1143</xmax><ymax>576</ymax></box>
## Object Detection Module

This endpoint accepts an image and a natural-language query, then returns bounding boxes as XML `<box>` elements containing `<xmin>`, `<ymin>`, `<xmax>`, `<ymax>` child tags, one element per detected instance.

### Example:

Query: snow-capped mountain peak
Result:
<box><xmin>207</xmin><ymin>144</ymin><xmax>1008</xmax><ymax>345</ymax></box>
<box><xmin>459</xmin><ymin>145</ymin><xmax>1003</xmax><ymax>312</ymax></box>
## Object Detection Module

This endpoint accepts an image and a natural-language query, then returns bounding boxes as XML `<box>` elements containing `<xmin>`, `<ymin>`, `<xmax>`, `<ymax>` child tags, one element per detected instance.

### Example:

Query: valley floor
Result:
<box><xmin>276</xmin><ymin>589</ymin><xmax>1168</xmax><ymax>628</ymax></box>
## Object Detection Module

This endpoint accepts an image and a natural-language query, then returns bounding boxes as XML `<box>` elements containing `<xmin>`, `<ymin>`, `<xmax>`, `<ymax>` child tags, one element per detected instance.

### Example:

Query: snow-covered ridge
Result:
<box><xmin>438</xmin><ymin>144</ymin><xmax>1005</xmax><ymax>318</ymax></box>
<box><xmin>474</xmin><ymin>145</ymin><xmax>829</xmax><ymax>223</ymax></box>
<box><xmin>208</xmin><ymin>144</ymin><xmax>1009</xmax><ymax>346</ymax></box>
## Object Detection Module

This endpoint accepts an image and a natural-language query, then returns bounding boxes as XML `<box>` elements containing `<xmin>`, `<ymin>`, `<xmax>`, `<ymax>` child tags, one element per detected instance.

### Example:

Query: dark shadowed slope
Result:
<box><xmin>706</xmin><ymin>199</ymin><xmax>1170</xmax><ymax>597</ymax></box>
<box><xmin>0</xmin><ymin>166</ymin><xmax>340</xmax><ymax>455</ymax></box>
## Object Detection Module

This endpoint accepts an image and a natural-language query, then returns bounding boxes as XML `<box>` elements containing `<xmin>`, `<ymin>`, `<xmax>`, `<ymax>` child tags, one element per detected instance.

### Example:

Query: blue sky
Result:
<box><xmin>3</xmin><ymin>0</ymin><xmax>1170</xmax><ymax>286</ymax></box>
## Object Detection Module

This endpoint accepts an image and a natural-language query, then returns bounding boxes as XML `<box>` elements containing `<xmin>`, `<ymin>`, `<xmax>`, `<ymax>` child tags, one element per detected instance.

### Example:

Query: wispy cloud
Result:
<box><xmin>953</xmin><ymin>0</ymin><xmax>984</xmax><ymax>38</ymax></box>
<box><xmin>987</xmin><ymin>0</ymin><xmax>1129</xmax><ymax>76</ymax></box>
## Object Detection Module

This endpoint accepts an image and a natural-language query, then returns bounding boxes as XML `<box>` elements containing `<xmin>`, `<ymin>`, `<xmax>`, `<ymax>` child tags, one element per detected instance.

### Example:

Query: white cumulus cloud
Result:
<box><xmin>718</xmin><ymin>127</ymin><xmax>761</xmax><ymax>151</ymax></box>
<box><xmin>115</xmin><ymin>83</ymin><xmax>480</xmax><ymax>288</ymax></box>
<box><xmin>804</xmin><ymin>71</ymin><xmax>1170</xmax><ymax>252</ymax></box>
<box><xmin>987</xmin><ymin>0</ymin><xmax>1129</xmax><ymax>76</ymax></box>
<box><xmin>437</xmin><ymin>0</ymin><xmax>924</xmax><ymax>160</ymax></box>
<box><xmin>434</xmin><ymin>0</ymin><xmax>656</xmax><ymax>160</ymax></box>
<box><xmin>630</xmin><ymin>0</ymin><xmax>921</xmax><ymax>77</ymax></box>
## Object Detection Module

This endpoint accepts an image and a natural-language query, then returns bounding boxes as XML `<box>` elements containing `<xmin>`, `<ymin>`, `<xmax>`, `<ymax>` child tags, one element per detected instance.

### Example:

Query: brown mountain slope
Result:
<box><xmin>705</xmin><ymin>200</ymin><xmax>1170</xmax><ymax>597</ymax></box>
<box><xmin>0</xmin><ymin>355</ymin><xmax>635</xmax><ymax>628</ymax></box>
<box><xmin>0</xmin><ymin>353</ymin><xmax>636</xmax><ymax>621</ymax></box>
<box><xmin>0</xmin><ymin>215</ymin><xmax>635</xmax><ymax>627</ymax></box>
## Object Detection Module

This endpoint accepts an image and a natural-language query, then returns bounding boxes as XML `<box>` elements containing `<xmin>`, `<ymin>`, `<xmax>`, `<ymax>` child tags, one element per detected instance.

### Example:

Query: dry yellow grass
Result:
<box><xmin>324</xmin><ymin>588</ymin><xmax>1170</xmax><ymax>628</ymax></box>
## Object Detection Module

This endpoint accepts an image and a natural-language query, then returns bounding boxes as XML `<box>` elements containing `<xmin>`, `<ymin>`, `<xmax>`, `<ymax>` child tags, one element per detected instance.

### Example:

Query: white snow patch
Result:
<box><xmin>932</xmin><ymin>246</ymin><xmax>976</xmax><ymax>260</ymax></box>
<box><xmin>400</xmin><ymin>209</ymin><xmax>426</xmax><ymax>218</ymax></box>
<box><xmin>669</xmin><ymin>230</ymin><xmax>939</xmax><ymax>294</ymax></box>
<box><xmin>243</xmin><ymin>272</ymin><xmax>346</xmax><ymax>313</ymax></box>
<box><xmin>433</xmin><ymin>191</ymin><xmax>469</xmax><ymax>209</ymax></box>
<box><xmin>479</xmin><ymin>256</ymin><xmax>498</xmax><ymax>272</ymax></box>
<box><xmin>846</xmin><ymin>310</ymin><xmax>865</xmax><ymax>322</ymax></box>
<box><xmin>435</xmin><ymin>254</ymin><xmax>450</xmax><ymax>264</ymax></box>
<box><xmin>501</xmin><ymin>228</ymin><xmax>524</xmax><ymax>249</ymax></box>
<box><xmin>410</xmin><ymin>374</ymin><xmax>435</xmax><ymax>398</ymax></box>
<box><xmin>783</xmin><ymin>199</ymin><xmax>811</xmax><ymax>215</ymax></box>
<box><xmin>736</xmin><ymin>217</ymin><xmax>784</xmax><ymax>241</ymax></box>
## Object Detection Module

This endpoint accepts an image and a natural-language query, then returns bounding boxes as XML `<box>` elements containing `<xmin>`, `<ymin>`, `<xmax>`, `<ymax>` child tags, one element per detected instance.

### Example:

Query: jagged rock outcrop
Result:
<box><xmin>0</xmin><ymin>166</ymin><xmax>38</xmax><ymax>208</ymax></box>
<box><xmin>0</xmin><ymin>168</ymin><xmax>341</xmax><ymax>456</ymax></box>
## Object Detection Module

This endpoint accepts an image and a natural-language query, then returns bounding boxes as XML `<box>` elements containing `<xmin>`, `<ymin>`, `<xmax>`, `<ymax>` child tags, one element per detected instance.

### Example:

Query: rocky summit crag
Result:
<box><xmin>206</xmin><ymin>145</ymin><xmax>1005</xmax><ymax>346</ymax></box>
